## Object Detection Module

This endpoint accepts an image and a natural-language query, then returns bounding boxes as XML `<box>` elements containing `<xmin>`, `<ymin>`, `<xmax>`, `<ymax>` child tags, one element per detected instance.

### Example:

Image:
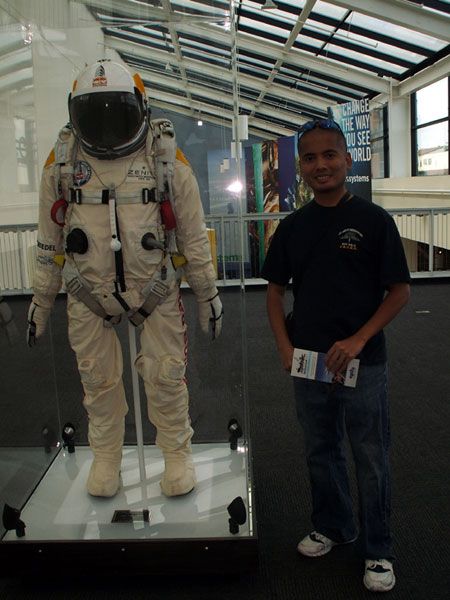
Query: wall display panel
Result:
<box><xmin>0</xmin><ymin>0</ymin><xmax>256</xmax><ymax>575</ymax></box>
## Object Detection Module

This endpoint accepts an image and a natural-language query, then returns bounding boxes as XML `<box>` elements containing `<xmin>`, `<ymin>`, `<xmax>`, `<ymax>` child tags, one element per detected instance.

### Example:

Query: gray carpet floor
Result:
<box><xmin>0</xmin><ymin>279</ymin><xmax>449</xmax><ymax>599</ymax></box>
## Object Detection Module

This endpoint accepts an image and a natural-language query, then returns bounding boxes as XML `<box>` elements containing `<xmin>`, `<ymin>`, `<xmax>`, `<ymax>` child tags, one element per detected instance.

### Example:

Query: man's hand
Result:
<box><xmin>27</xmin><ymin>302</ymin><xmax>51</xmax><ymax>347</ymax></box>
<box><xmin>279</xmin><ymin>341</ymin><xmax>294</xmax><ymax>373</ymax></box>
<box><xmin>326</xmin><ymin>334</ymin><xmax>366</xmax><ymax>374</ymax></box>
<box><xmin>197</xmin><ymin>291</ymin><xmax>223</xmax><ymax>340</ymax></box>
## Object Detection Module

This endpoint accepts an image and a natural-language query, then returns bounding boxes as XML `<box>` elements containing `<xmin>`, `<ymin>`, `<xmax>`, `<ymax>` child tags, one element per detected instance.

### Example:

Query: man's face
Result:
<box><xmin>298</xmin><ymin>129</ymin><xmax>351</xmax><ymax>195</ymax></box>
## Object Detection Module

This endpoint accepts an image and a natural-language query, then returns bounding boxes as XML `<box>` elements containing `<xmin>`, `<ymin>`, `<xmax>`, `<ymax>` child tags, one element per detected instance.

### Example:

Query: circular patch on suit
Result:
<box><xmin>73</xmin><ymin>160</ymin><xmax>92</xmax><ymax>186</ymax></box>
<box><xmin>50</xmin><ymin>198</ymin><xmax>68</xmax><ymax>226</ymax></box>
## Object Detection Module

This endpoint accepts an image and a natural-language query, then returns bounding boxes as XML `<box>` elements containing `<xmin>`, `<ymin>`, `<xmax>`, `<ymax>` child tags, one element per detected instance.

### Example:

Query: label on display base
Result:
<box><xmin>111</xmin><ymin>509</ymin><xmax>151</xmax><ymax>524</ymax></box>
<box><xmin>291</xmin><ymin>348</ymin><xmax>359</xmax><ymax>388</ymax></box>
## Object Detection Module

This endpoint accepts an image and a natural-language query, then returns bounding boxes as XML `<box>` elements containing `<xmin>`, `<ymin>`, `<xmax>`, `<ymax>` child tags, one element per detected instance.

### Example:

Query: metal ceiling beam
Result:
<box><xmin>326</xmin><ymin>0</ymin><xmax>450</xmax><ymax>42</ymax></box>
<box><xmin>140</xmin><ymin>64</ymin><xmax>305</xmax><ymax>127</ymax></box>
<box><xmin>150</xmin><ymin>99</ymin><xmax>278</xmax><ymax>139</ymax></box>
<box><xmin>160</xmin><ymin>0</ymin><xmax>194</xmax><ymax>114</ymax></box>
<box><xmin>105</xmin><ymin>35</ymin><xmax>331</xmax><ymax>111</ymax></box>
<box><xmin>398</xmin><ymin>53</ymin><xmax>450</xmax><ymax>96</ymax></box>
<box><xmin>173</xmin><ymin>22</ymin><xmax>392</xmax><ymax>93</ymax></box>
<box><xmin>87</xmin><ymin>0</ymin><xmax>400</xmax><ymax>93</ymax></box>
<box><xmin>0</xmin><ymin>56</ymin><xmax>31</xmax><ymax>79</ymax></box>
<box><xmin>75</xmin><ymin>0</ymin><xmax>226</xmax><ymax>26</ymax></box>
<box><xmin>250</xmin><ymin>0</ymin><xmax>317</xmax><ymax>118</ymax></box>
<box><xmin>371</xmin><ymin>48</ymin><xmax>450</xmax><ymax>107</ymax></box>
<box><xmin>150</xmin><ymin>89</ymin><xmax>293</xmax><ymax>137</ymax></box>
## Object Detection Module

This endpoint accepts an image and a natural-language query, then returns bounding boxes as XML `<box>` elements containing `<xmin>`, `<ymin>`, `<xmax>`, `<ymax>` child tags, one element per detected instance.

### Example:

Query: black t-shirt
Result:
<box><xmin>261</xmin><ymin>195</ymin><xmax>411</xmax><ymax>364</ymax></box>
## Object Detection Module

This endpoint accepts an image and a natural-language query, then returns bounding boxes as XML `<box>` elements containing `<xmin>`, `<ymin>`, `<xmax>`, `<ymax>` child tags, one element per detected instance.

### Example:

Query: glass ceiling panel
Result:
<box><xmin>240</xmin><ymin>29</ymin><xmax>285</xmax><ymax>47</ymax></box>
<box><xmin>105</xmin><ymin>26</ymin><xmax>167</xmax><ymax>43</ymax></box>
<box><xmin>170</xmin><ymin>0</ymin><xmax>229</xmax><ymax>16</ymax></box>
<box><xmin>314</xmin><ymin>1</ymin><xmax>349</xmax><ymax>20</ymax></box>
<box><xmin>269</xmin><ymin>78</ymin><xmax>352</xmax><ymax>104</ymax></box>
<box><xmin>295</xmin><ymin>34</ymin><xmax>325</xmax><ymax>50</ymax></box>
<box><xmin>104</xmin><ymin>29</ymin><xmax>169</xmax><ymax>52</ymax></box>
<box><xmin>73</xmin><ymin>0</ymin><xmax>448</xmax><ymax>137</ymax></box>
<box><xmin>239</xmin><ymin>56</ymin><xmax>277</xmax><ymax>71</ymax></box>
<box><xmin>239</xmin><ymin>3</ymin><xmax>299</xmax><ymax>27</ymax></box>
<box><xmin>0</xmin><ymin>67</ymin><xmax>33</xmax><ymax>88</ymax></box>
<box><xmin>239</xmin><ymin>48</ymin><xmax>277</xmax><ymax>67</ymax></box>
<box><xmin>238</xmin><ymin>67</ymin><xmax>272</xmax><ymax>82</ymax></box>
<box><xmin>177</xmin><ymin>37</ymin><xmax>229</xmax><ymax>58</ymax></box>
<box><xmin>277</xmin><ymin>66</ymin><xmax>360</xmax><ymax>97</ymax></box>
<box><xmin>304</xmin><ymin>21</ymin><xmax>336</xmax><ymax>35</ymax></box>
<box><xmin>327</xmin><ymin>31</ymin><xmax>429</xmax><ymax>64</ymax></box>
<box><xmin>241</xmin><ymin>0</ymin><xmax>304</xmax><ymax>13</ymax></box>
<box><xmin>239</xmin><ymin>16</ymin><xmax>290</xmax><ymax>40</ymax></box>
<box><xmin>349</xmin><ymin>13</ymin><xmax>448</xmax><ymax>50</ymax></box>
<box><xmin>176</xmin><ymin>31</ymin><xmax>230</xmax><ymax>52</ymax></box>
<box><xmin>323</xmin><ymin>43</ymin><xmax>406</xmax><ymax>75</ymax></box>
<box><xmin>181</xmin><ymin>49</ymin><xmax>230</xmax><ymax>68</ymax></box>
<box><xmin>302</xmin><ymin>20</ymin><xmax>429</xmax><ymax>62</ymax></box>
<box><xmin>0</xmin><ymin>46</ymin><xmax>31</xmax><ymax>69</ymax></box>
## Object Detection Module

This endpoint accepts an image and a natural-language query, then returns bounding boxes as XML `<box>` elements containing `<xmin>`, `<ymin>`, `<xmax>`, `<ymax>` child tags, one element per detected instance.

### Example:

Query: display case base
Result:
<box><xmin>0</xmin><ymin>443</ymin><xmax>258</xmax><ymax>575</ymax></box>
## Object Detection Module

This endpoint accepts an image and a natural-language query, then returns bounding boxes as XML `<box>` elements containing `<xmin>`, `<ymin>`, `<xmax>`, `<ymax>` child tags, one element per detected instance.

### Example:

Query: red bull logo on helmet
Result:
<box><xmin>92</xmin><ymin>64</ymin><xmax>107</xmax><ymax>88</ymax></box>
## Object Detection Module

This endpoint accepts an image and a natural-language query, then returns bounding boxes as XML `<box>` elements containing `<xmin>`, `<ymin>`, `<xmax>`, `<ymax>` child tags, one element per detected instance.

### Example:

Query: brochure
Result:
<box><xmin>290</xmin><ymin>348</ymin><xmax>359</xmax><ymax>388</ymax></box>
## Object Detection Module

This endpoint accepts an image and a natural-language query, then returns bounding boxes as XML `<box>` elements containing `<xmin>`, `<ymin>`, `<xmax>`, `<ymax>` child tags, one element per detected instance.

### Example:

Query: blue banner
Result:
<box><xmin>330</xmin><ymin>98</ymin><xmax>372</xmax><ymax>203</ymax></box>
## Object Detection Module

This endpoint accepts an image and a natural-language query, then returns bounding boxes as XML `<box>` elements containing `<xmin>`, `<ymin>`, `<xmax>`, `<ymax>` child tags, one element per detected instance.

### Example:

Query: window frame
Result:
<box><xmin>411</xmin><ymin>76</ymin><xmax>450</xmax><ymax>176</ymax></box>
<box><xmin>370</xmin><ymin>104</ymin><xmax>389</xmax><ymax>179</ymax></box>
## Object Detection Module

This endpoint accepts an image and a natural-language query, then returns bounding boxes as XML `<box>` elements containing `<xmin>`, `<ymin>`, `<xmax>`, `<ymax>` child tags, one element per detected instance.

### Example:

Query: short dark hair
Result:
<box><xmin>297</xmin><ymin>119</ymin><xmax>347</xmax><ymax>154</ymax></box>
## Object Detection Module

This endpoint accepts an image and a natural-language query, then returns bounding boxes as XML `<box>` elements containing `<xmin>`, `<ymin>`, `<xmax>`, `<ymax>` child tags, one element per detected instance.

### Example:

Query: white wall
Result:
<box><xmin>388</xmin><ymin>94</ymin><xmax>411</xmax><ymax>178</ymax></box>
<box><xmin>373</xmin><ymin>175</ymin><xmax>450</xmax><ymax>209</ymax></box>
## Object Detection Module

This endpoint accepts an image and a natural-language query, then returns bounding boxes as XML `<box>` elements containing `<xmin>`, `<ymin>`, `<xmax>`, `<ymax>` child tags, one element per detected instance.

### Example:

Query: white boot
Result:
<box><xmin>160</xmin><ymin>450</ymin><xmax>196</xmax><ymax>497</ymax></box>
<box><xmin>86</xmin><ymin>419</ymin><xmax>124</xmax><ymax>498</ymax></box>
<box><xmin>87</xmin><ymin>458</ymin><xmax>121</xmax><ymax>497</ymax></box>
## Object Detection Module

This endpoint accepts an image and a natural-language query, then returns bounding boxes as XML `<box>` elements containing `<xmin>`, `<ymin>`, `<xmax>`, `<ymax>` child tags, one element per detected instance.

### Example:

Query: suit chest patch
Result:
<box><xmin>126</xmin><ymin>161</ymin><xmax>153</xmax><ymax>182</ymax></box>
<box><xmin>73</xmin><ymin>160</ymin><xmax>92</xmax><ymax>186</ymax></box>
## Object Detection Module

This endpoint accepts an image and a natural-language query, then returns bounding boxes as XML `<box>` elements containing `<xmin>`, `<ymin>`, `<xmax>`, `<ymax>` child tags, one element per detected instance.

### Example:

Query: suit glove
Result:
<box><xmin>27</xmin><ymin>301</ymin><xmax>51</xmax><ymax>347</ymax></box>
<box><xmin>197</xmin><ymin>291</ymin><xmax>223</xmax><ymax>340</ymax></box>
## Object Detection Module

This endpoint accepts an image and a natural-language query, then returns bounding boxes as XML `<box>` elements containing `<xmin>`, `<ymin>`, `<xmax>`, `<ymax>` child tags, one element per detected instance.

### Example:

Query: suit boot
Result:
<box><xmin>87</xmin><ymin>458</ymin><xmax>121</xmax><ymax>497</ymax></box>
<box><xmin>161</xmin><ymin>445</ymin><xmax>196</xmax><ymax>497</ymax></box>
<box><xmin>87</xmin><ymin>419</ymin><xmax>124</xmax><ymax>498</ymax></box>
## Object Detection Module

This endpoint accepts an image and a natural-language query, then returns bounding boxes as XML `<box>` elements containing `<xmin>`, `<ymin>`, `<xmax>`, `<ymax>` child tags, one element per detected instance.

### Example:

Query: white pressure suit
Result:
<box><xmin>28</xmin><ymin>60</ymin><xmax>222</xmax><ymax>499</ymax></box>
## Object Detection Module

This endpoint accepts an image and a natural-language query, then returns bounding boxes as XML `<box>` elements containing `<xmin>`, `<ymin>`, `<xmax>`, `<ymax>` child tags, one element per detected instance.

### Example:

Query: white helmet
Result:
<box><xmin>68</xmin><ymin>59</ymin><xmax>149</xmax><ymax>159</ymax></box>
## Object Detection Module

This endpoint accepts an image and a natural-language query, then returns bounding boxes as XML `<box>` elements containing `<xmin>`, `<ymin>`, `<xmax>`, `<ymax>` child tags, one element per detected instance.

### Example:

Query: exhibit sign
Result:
<box><xmin>331</xmin><ymin>97</ymin><xmax>372</xmax><ymax>203</ymax></box>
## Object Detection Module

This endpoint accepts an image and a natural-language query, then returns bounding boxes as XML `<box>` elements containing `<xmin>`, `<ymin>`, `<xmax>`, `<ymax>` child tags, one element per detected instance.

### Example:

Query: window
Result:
<box><xmin>370</xmin><ymin>105</ymin><xmax>389</xmax><ymax>178</ymax></box>
<box><xmin>412</xmin><ymin>77</ymin><xmax>449</xmax><ymax>176</ymax></box>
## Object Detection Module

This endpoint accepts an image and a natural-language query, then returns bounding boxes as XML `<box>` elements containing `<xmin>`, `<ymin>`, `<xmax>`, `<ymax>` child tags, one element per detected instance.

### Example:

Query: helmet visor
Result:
<box><xmin>69</xmin><ymin>91</ymin><xmax>145</xmax><ymax>150</ymax></box>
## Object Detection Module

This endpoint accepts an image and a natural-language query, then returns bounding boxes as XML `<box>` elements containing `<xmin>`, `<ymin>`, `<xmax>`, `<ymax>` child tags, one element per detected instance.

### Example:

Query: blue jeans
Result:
<box><xmin>293</xmin><ymin>363</ymin><xmax>393</xmax><ymax>559</ymax></box>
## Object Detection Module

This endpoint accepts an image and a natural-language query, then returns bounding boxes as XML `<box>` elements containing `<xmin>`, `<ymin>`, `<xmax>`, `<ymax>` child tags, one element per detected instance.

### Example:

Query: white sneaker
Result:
<box><xmin>364</xmin><ymin>559</ymin><xmax>396</xmax><ymax>592</ymax></box>
<box><xmin>297</xmin><ymin>531</ymin><xmax>356</xmax><ymax>557</ymax></box>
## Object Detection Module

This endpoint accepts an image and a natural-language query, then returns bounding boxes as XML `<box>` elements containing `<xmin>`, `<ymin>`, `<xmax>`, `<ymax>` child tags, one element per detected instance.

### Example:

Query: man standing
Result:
<box><xmin>27</xmin><ymin>59</ymin><xmax>223</xmax><ymax>499</ymax></box>
<box><xmin>262</xmin><ymin>119</ymin><xmax>410</xmax><ymax>592</ymax></box>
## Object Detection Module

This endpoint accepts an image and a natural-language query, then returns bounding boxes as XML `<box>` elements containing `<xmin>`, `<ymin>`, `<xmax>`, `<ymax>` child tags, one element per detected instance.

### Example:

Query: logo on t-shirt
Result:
<box><xmin>338</xmin><ymin>228</ymin><xmax>363</xmax><ymax>251</ymax></box>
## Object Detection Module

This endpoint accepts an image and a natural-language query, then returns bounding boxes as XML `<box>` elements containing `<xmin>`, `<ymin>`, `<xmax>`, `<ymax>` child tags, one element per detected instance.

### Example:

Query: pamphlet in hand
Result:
<box><xmin>290</xmin><ymin>348</ymin><xmax>359</xmax><ymax>388</ymax></box>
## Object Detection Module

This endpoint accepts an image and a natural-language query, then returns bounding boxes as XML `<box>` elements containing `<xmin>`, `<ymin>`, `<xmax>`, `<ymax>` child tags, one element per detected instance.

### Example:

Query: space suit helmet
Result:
<box><xmin>68</xmin><ymin>59</ymin><xmax>149</xmax><ymax>159</ymax></box>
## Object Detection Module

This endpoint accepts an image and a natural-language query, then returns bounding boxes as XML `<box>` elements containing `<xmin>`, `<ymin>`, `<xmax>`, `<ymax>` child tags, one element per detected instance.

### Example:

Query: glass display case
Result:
<box><xmin>0</xmin><ymin>0</ymin><xmax>256</xmax><ymax>575</ymax></box>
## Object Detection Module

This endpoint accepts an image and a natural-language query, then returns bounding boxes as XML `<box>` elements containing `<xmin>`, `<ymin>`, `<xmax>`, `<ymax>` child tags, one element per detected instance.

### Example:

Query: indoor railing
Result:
<box><xmin>1</xmin><ymin>207</ymin><xmax>449</xmax><ymax>294</ymax></box>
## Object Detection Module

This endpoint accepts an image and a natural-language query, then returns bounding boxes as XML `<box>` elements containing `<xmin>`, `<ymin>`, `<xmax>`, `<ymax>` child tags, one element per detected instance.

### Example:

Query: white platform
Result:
<box><xmin>2</xmin><ymin>443</ymin><xmax>252</xmax><ymax>542</ymax></box>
